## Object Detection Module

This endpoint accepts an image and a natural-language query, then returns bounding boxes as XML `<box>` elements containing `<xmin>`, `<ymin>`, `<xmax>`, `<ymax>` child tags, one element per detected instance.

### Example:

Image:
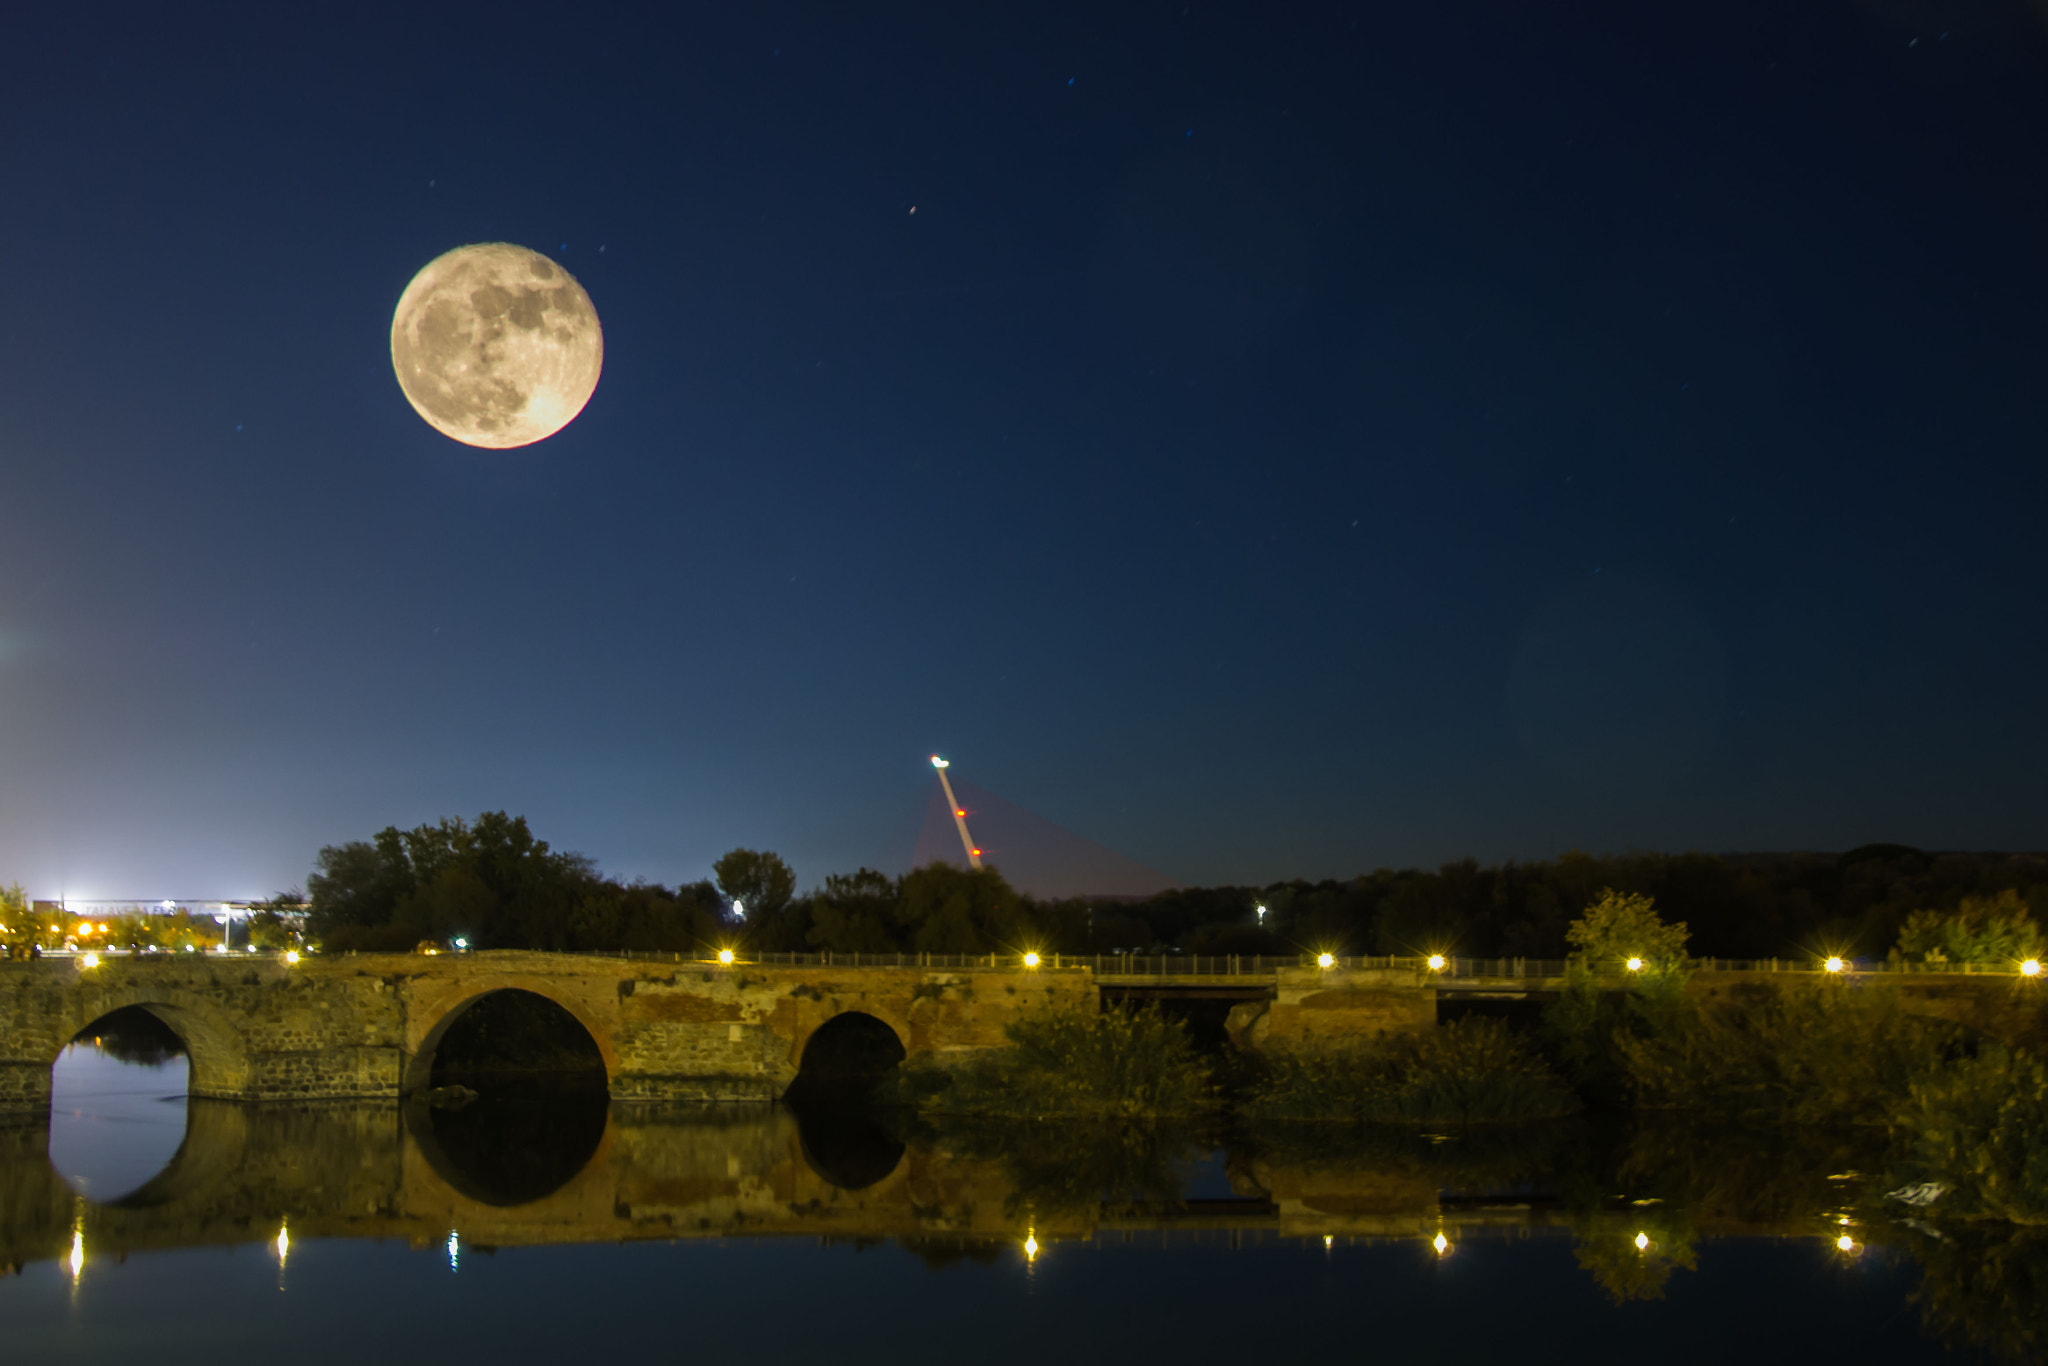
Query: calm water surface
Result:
<box><xmin>1</xmin><ymin>1047</ymin><xmax>2032</xmax><ymax>1365</ymax></box>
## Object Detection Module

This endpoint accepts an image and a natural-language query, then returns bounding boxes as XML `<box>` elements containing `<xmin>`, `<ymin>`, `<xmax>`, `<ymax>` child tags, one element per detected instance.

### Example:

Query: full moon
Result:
<box><xmin>389</xmin><ymin>243</ymin><xmax>603</xmax><ymax>449</ymax></box>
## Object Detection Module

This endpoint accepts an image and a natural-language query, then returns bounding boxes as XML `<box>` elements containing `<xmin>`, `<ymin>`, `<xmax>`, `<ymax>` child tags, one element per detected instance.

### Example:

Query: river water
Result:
<box><xmin>1</xmin><ymin>1045</ymin><xmax>2035</xmax><ymax>1364</ymax></box>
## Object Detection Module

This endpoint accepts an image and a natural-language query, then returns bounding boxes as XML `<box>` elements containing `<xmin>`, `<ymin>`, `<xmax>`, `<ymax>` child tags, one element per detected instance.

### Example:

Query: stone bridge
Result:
<box><xmin>0</xmin><ymin>952</ymin><xmax>1094</xmax><ymax>1112</ymax></box>
<box><xmin>5</xmin><ymin>953</ymin><xmax>2042</xmax><ymax>1115</ymax></box>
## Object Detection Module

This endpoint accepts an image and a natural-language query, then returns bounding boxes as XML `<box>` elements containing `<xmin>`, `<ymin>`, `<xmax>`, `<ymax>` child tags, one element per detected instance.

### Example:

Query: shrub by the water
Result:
<box><xmin>1612</xmin><ymin>980</ymin><xmax>1959</xmax><ymax>1126</ymax></box>
<box><xmin>890</xmin><ymin>1003</ymin><xmax>1214</xmax><ymax>1119</ymax></box>
<box><xmin>1242</xmin><ymin>1017</ymin><xmax>1577</xmax><ymax>1126</ymax></box>
<box><xmin>1897</xmin><ymin>1046</ymin><xmax>2048</xmax><ymax>1225</ymax></box>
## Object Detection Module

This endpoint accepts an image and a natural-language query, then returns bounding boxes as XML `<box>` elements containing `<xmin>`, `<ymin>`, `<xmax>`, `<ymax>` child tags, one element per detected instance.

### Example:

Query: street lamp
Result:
<box><xmin>931</xmin><ymin>755</ymin><xmax>983</xmax><ymax>870</ymax></box>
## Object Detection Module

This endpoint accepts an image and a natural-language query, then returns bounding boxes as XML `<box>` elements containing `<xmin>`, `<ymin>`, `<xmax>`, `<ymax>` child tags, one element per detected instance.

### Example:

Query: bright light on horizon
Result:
<box><xmin>930</xmin><ymin>755</ymin><xmax>949</xmax><ymax>769</ymax></box>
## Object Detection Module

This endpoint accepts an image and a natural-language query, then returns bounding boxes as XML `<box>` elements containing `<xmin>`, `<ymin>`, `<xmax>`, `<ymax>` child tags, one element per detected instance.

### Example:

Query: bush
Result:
<box><xmin>891</xmin><ymin>1003</ymin><xmax>1214</xmax><ymax>1119</ymax></box>
<box><xmin>1242</xmin><ymin>1017</ymin><xmax>1578</xmax><ymax>1126</ymax></box>
<box><xmin>1615</xmin><ymin>980</ymin><xmax>1958</xmax><ymax>1126</ymax></box>
<box><xmin>1897</xmin><ymin>1046</ymin><xmax>2048</xmax><ymax>1225</ymax></box>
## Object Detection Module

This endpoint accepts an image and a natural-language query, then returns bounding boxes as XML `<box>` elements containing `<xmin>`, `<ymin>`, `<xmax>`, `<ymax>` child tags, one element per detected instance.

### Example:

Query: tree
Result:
<box><xmin>806</xmin><ymin>868</ymin><xmax>900</xmax><ymax>952</ymax></box>
<box><xmin>1566</xmin><ymin>889</ymin><xmax>1690</xmax><ymax>970</ymax></box>
<box><xmin>713</xmin><ymin>849</ymin><xmax>795</xmax><ymax>921</ymax></box>
<box><xmin>307</xmin><ymin>812</ymin><xmax>597</xmax><ymax>951</ymax></box>
<box><xmin>896</xmin><ymin>863</ymin><xmax>1030</xmax><ymax>954</ymax></box>
<box><xmin>1893</xmin><ymin>890</ymin><xmax>2043</xmax><ymax>967</ymax></box>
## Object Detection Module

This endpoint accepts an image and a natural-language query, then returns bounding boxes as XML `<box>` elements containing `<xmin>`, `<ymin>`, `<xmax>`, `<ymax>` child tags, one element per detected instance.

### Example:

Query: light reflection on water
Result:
<box><xmin>0</xmin><ymin>1048</ymin><xmax>2032</xmax><ymax>1366</ymax></box>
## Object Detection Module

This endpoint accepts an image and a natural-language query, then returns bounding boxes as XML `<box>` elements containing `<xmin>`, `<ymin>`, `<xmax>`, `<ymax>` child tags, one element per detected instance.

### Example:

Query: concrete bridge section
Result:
<box><xmin>0</xmin><ymin>952</ymin><xmax>1094</xmax><ymax>1112</ymax></box>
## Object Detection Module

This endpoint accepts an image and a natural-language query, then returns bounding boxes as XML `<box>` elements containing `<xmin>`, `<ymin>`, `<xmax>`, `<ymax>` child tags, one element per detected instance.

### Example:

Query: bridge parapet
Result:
<box><xmin>0</xmin><ymin>951</ymin><xmax>1096</xmax><ymax>1113</ymax></box>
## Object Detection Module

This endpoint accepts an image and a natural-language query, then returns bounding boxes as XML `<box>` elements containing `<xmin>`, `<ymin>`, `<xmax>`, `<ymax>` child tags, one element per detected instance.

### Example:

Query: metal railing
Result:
<box><xmin>14</xmin><ymin>947</ymin><xmax>2042</xmax><ymax>980</ymax></box>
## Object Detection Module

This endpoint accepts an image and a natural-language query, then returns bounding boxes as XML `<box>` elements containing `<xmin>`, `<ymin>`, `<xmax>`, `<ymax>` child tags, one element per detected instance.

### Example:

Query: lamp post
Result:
<box><xmin>930</xmin><ymin>756</ymin><xmax>982</xmax><ymax>870</ymax></box>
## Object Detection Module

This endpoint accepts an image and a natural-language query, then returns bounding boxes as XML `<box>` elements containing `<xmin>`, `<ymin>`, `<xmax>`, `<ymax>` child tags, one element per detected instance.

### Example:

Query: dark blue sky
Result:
<box><xmin>3</xmin><ymin>1</ymin><xmax>2044</xmax><ymax>900</ymax></box>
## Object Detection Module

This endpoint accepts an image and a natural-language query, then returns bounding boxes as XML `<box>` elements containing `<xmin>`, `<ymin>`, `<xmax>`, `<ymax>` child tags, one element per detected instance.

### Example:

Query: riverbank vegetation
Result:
<box><xmin>887</xmin><ymin>1003</ymin><xmax>1213</xmax><ymax>1120</ymax></box>
<box><xmin>1242</xmin><ymin>1017</ymin><xmax>1577</xmax><ymax>1126</ymax></box>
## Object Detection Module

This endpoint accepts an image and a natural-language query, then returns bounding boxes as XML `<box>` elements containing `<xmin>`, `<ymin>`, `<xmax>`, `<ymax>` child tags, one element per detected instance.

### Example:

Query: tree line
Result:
<box><xmin>299</xmin><ymin>814</ymin><xmax>2048</xmax><ymax>963</ymax></box>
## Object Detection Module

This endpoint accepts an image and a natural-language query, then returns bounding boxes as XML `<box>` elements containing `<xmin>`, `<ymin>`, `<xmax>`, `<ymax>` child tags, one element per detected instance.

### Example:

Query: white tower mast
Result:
<box><xmin>930</xmin><ymin>756</ymin><xmax>983</xmax><ymax>870</ymax></box>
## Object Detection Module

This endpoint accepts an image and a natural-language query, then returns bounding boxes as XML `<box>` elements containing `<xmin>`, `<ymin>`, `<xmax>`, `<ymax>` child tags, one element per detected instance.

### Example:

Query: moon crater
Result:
<box><xmin>390</xmin><ymin>243</ymin><xmax>602</xmax><ymax>449</ymax></box>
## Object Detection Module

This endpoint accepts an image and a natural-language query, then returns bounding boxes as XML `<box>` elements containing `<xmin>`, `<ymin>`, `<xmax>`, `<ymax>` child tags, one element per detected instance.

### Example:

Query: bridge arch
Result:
<box><xmin>404</xmin><ymin>982</ymin><xmax>619</xmax><ymax>1096</ymax></box>
<box><xmin>57</xmin><ymin>990</ymin><xmax>252</xmax><ymax>1101</ymax></box>
<box><xmin>793</xmin><ymin>1010</ymin><xmax>908</xmax><ymax>1086</ymax></box>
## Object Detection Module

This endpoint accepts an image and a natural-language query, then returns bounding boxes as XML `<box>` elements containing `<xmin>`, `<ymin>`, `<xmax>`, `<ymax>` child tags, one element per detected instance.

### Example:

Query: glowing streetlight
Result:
<box><xmin>1625</xmin><ymin>957</ymin><xmax>1644</xmax><ymax>973</ymax></box>
<box><xmin>69</xmin><ymin>1226</ymin><xmax>84</xmax><ymax>1284</ymax></box>
<box><xmin>930</xmin><ymin>756</ymin><xmax>982</xmax><ymax>870</ymax></box>
<box><xmin>1634</xmin><ymin>1232</ymin><xmax>1650</xmax><ymax>1251</ymax></box>
<box><xmin>1022</xmin><ymin>952</ymin><xmax>1040</xmax><ymax>969</ymax></box>
<box><xmin>1023</xmin><ymin>1232</ymin><xmax>1039</xmax><ymax>1263</ymax></box>
<box><xmin>2022</xmin><ymin>960</ymin><xmax>2042</xmax><ymax>978</ymax></box>
<box><xmin>276</xmin><ymin>1221</ymin><xmax>291</xmax><ymax>1266</ymax></box>
<box><xmin>1836</xmin><ymin>1234</ymin><xmax>1856</xmax><ymax>1253</ymax></box>
<box><xmin>284</xmin><ymin>950</ymin><xmax>300</xmax><ymax>964</ymax></box>
<box><xmin>1317</xmin><ymin>952</ymin><xmax>1336</xmax><ymax>969</ymax></box>
<box><xmin>1824</xmin><ymin>957</ymin><xmax>1846</xmax><ymax>974</ymax></box>
<box><xmin>1432</xmin><ymin>1232</ymin><xmax>1449</xmax><ymax>1256</ymax></box>
<box><xmin>717</xmin><ymin>949</ymin><xmax>736</xmax><ymax>965</ymax></box>
<box><xmin>1426</xmin><ymin>954</ymin><xmax>1447</xmax><ymax>972</ymax></box>
<box><xmin>1255</xmin><ymin>904</ymin><xmax>1266</xmax><ymax>924</ymax></box>
<box><xmin>446</xmin><ymin>1231</ymin><xmax>460</xmax><ymax>1272</ymax></box>
<box><xmin>78</xmin><ymin>952</ymin><xmax>101</xmax><ymax>969</ymax></box>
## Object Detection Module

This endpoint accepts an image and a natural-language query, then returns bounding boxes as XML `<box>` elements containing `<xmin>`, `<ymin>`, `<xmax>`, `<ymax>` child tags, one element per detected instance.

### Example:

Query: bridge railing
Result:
<box><xmin>22</xmin><ymin>948</ymin><xmax>2042</xmax><ymax>980</ymax></box>
<box><xmin>546</xmin><ymin>950</ymin><xmax>2048</xmax><ymax>979</ymax></box>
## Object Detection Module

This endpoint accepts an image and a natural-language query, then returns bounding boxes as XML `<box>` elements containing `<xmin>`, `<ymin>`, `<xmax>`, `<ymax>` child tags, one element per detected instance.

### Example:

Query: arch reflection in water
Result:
<box><xmin>784</xmin><ymin>1011</ymin><xmax>907</xmax><ymax>1190</ymax></box>
<box><xmin>411</xmin><ymin>988</ymin><xmax>612</xmax><ymax>1206</ymax></box>
<box><xmin>50</xmin><ymin>1007</ymin><xmax>189</xmax><ymax>1203</ymax></box>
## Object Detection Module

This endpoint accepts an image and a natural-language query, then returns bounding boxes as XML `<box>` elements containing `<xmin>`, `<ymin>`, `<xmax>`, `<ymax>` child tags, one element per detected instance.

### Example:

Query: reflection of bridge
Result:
<box><xmin>3</xmin><ymin>951</ymin><xmax>2040</xmax><ymax>1114</ymax></box>
<box><xmin>0</xmin><ymin>1097</ymin><xmax>1911</xmax><ymax>1278</ymax></box>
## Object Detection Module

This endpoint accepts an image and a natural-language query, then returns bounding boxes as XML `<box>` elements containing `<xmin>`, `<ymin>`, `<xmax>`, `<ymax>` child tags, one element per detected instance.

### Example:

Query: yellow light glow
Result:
<box><xmin>1836</xmin><ymin>1234</ymin><xmax>1856</xmax><ymax>1253</ymax></box>
<box><xmin>1022</xmin><ymin>952</ymin><xmax>1040</xmax><ymax>968</ymax></box>
<box><xmin>1324</xmin><ymin>1235</ymin><xmax>1333</xmax><ymax>1249</ymax></box>
<box><xmin>1432</xmin><ymin>1232</ymin><xmax>1449</xmax><ymax>1255</ymax></box>
<box><xmin>1317</xmin><ymin>952</ymin><xmax>1336</xmax><ymax>969</ymax></box>
<box><xmin>1625</xmin><ymin>957</ymin><xmax>1644</xmax><ymax>972</ymax></box>
<box><xmin>717</xmin><ymin>949</ymin><xmax>736</xmax><ymax>965</ymax></box>
<box><xmin>285</xmin><ymin>950</ymin><xmax>300</xmax><ymax>964</ymax></box>
<box><xmin>1824</xmin><ymin>957</ymin><xmax>1845</xmax><ymax>974</ymax></box>
<box><xmin>79</xmin><ymin>952</ymin><xmax>100</xmax><ymax>969</ymax></box>
<box><xmin>2022</xmin><ymin>960</ymin><xmax>2042</xmax><ymax>978</ymax></box>
<box><xmin>1023</xmin><ymin>1232</ymin><xmax>1039</xmax><ymax>1262</ymax></box>
<box><xmin>69</xmin><ymin>1228</ymin><xmax>84</xmax><ymax>1283</ymax></box>
<box><xmin>1426</xmin><ymin>954</ymin><xmax>1447</xmax><ymax>972</ymax></box>
<box><xmin>1634</xmin><ymin>1232</ymin><xmax>1650</xmax><ymax>1251</ymax></box>
<box><xmin>276</xmin><ymin>1221</ymin><xmax>290</xmax><ymax>1265</ymax></box>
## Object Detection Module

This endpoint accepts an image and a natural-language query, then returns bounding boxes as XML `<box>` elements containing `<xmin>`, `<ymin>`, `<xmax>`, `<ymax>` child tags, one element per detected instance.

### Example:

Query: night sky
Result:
<box><xmin>3</xmin><ymin>1</ymin><xmax>2045</xmax><ymax>900</ymax></box>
